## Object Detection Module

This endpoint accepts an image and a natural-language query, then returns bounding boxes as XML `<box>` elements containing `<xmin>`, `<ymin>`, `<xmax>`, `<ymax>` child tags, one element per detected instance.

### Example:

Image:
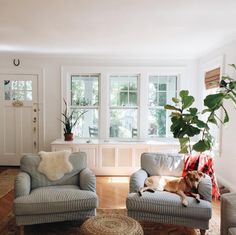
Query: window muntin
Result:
<box><xmin>148</xmin><ymin>76</ymin><xmax>177</xmax><ymax>138</ymax></box>
<box><xmin>109</xmin><ymin>75</ymin><xmax>138</xmax><ymax>138</ymax></box>
<box><xmin>70</xmin><ymin>74</ymin><xmax>99</xmax><ymax>138</ymax></box>
<box><xmin>4</xmin><ymin>80</ymin><xmax>32</xmax><ymax>101</ymax></box>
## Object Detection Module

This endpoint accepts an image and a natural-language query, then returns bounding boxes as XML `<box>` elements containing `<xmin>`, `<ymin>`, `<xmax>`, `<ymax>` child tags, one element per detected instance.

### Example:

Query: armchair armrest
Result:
<box><xmin>79</xmin><ymin>168</ymin><xmax>96</xmax><ymax>192</ymax></box>
<box><xmin>14</xmin><ymin>172</ymin><xmax>31</xmax><ymax>198</ymax></box>
<box><xmin>221</xmin><ymin>193</ymin><xmax>236</xmax><ymax>235</ymax></box>
<box><xmin>129</xmin><ymin>169</ymin><xmax>148</xmax><ymax>193</ymax></box>
<box><xmin>198</xmin><ymin>174</ymin><xmax>212</xmax><ymax>202</ymax></box>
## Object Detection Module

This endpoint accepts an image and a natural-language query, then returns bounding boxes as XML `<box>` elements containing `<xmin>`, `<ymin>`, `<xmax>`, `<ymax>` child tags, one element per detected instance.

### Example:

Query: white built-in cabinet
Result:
<box><xmin>51</xmin><ymin>139</ymin><xmax>179</xmax><ymax>175</ymax></box>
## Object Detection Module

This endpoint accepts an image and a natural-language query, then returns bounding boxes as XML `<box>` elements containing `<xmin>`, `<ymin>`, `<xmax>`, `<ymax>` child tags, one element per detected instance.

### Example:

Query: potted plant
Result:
<box><xmin>60</xmin><ymin>99</ymin><xmax>87</xmax><ymax>141</ymax></box>
<box><xmin>165</xmin><ymin>64</ymin><xmax>236</xmax><ymax>154</ymax></box>
<box><xmin>164</xmin><ymin>64</ymin><xmax>236</xmax><ymax>198</ymax></box>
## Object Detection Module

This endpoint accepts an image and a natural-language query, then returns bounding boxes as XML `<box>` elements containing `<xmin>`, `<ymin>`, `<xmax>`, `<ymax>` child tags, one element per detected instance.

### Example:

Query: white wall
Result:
<box><xmin>0</xmin><ymin>54</ymin><xmax>198</xmax><ymax>150</ymax></box>
<box><xmin>198</xmin><ymin>40</ymin><xmax>236</xmax><ymax>192</ymax></box>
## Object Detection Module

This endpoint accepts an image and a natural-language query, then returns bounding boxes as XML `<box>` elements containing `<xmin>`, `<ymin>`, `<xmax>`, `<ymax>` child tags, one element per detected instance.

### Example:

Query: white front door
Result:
<box><xmin>0</xmin><ymin>74</ymin><xmax>39</xmax><ymax>165</ymax></box>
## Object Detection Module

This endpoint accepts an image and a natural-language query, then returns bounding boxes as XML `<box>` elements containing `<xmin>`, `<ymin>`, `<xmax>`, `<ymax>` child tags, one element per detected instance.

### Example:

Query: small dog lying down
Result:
<box><xmin>139</xmin><ymin>171</ymin><xmax>205</xmax><ymax>207</ymax></box>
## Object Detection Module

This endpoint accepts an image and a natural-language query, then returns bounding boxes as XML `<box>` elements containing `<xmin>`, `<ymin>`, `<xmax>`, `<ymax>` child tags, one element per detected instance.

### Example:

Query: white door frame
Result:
<box><xmin>0</xmin><ymin>67</ymin><xmax>45</xmax><ymax>152</ymax></box>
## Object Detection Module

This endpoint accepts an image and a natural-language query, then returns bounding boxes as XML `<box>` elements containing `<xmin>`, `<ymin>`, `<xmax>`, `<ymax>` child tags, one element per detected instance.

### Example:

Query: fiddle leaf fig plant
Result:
<box><xmin>165</xmin><ymin>64</ymin><xmax>236</xmax><ymax>154</ymax></box>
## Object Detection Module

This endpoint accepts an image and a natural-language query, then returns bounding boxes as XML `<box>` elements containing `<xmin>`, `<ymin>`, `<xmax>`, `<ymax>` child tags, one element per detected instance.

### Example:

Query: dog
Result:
<box><xmin>138</xmin><ymin>171</ymin><xmax>205</xmax><ymax>207</ymax></box>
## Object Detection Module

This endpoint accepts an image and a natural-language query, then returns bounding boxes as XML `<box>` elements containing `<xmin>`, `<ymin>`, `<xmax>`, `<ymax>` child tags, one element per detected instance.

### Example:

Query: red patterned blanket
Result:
<box><xmin>182</xmin><ymin>153</ymin><xmax>220</xmax><ymax>199</ymax></box>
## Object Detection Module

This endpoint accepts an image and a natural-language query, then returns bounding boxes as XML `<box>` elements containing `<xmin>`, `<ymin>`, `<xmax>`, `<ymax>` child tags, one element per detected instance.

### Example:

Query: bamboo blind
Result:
<box><xmin>205</xmin><ymin>67</ymin><xmax>220</xmax><ymax>89</ymax></box>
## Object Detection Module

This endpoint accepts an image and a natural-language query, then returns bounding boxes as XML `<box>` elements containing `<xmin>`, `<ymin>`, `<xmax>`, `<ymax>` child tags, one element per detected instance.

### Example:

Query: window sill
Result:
<box><xmin>51</xmin><ymin>138</ymin><xmax>179</xmax><ymax>145</ymax></box>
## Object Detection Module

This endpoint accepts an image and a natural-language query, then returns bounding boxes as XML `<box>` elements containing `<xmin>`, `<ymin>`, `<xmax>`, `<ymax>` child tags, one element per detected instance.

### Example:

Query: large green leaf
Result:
<box><xmin>189</xmin><ymin>108</ymin><xmax>198</xmax><ymax>116</ymax></box>
<box><xmin>193</xmin><ymin>140</ymin><xmax>211</xmax><ymax>152</ymax></box>
<box><xmin>182</xmin><ymin>95</ymin><xmax>195</xmax><ymax>110</ymax></box>
<box><xmin>185</xmin><ymin>125</ymin><xmax>201</xmax><ymax>137</ymax></box>
<box><xmin>164</xmin><ymin>105</ymin><xmax>181</xmax><ymax>112</ymax></box>
<box><xmin>170</xmin><ymin>116</ymin><xmax>184</xmax><ymax>138</ymax></box>
<box><xmin>229</xmin><ymin>81</ymin><xmax>236</xmax><ymax>90</ymax></box>
<box><xmin>204</xmin><ymin>93</ymin><xmax>224</xmax><ymax>110</ymax></box>
<box><xmin>202</xmin><ymin>108</ymin><xmax>211</xmax><ymax>114</ymax></box>
<box><xmin>179</xmin><ymin>90</ymin><xmax>189</xmax><ymax>98</ymax></box>
<box><xmin>172</xmin><ymin>97</ymin><xmax>180</xmax><ymax>103</ymax></box>
<box><xmin>170</xmin><ymin>112</ymin><xmax>182</xmax><ymax>117</ymax></box>
<box><xmin>208</xmin><ymin>113</ymin><xmax>218</xmax><ymax>125</ymax></box>
<box><xmin>195</xmin><ymin>119</ymin><xmax>206</xmax><ymax>128</ymax></box>
<box><xmin>222</xmin><ymin>105</ymin><xmax>229</xmax><ymax>123</ymax></box>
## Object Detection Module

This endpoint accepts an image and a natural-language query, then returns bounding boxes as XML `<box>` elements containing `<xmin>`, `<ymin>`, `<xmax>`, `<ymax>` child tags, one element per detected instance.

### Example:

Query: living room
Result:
<box><xmin>0</xmin><ymin>1</ymin><xmax>236</xmax><ymax>234</ymax></box>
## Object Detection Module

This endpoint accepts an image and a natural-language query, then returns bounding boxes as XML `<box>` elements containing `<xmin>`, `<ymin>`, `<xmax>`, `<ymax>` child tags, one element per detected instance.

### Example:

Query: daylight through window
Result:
<box><xmin>70</xmin><ymin>74</ymin><xmax>99</xmax><ymax>138</ymax></box>
<box><xmin>148</xmin><ymin>76</ymin><xmax>177</xmax><ymax>138</ymax></box>
<box><xmin>109</xmin><ymin>75</ymin><xmax>139</xmax><ymax>138</ymax></box>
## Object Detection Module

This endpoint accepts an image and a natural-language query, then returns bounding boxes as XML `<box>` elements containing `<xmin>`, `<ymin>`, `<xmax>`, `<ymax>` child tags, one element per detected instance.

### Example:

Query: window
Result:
<box><xmin>109</xmin><ymin>75</ymin><xmax>138</xmax><ymax>138</ymax></box>
<box><xmin>69</xmin><ymin>74</ymin><xmax>99</xmax><ymax>138</ymax></box>
<box><xmin>148</xmin><ymin>76</ymin><xmax>177</xmax><ymax>138</ymax></box>
<box><xmin>4</xmin><ymin>80</ymin><xmax>32</xmax><ymax>101</ymax></box>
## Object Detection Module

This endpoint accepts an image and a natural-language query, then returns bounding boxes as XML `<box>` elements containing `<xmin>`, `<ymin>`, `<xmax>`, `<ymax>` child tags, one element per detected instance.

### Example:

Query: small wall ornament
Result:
<box><xmin>13</xmin><ymin>59</ymin><xmax>20</xmax><ymax>66</ymax></box>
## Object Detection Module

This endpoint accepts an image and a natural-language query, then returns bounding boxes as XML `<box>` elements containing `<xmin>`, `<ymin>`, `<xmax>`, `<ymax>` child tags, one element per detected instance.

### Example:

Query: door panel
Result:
<box><xmin>0</xmin><ymin>74</ymin><xmax>39</xmax><ymax>165</ymax></box>
<box><xmin>4</xmin><ymin>107</ymin><xmax>16</xmax><ymax>154</ymax></box>
<box><xmin>21</xmin><ymin>106</ymin><xmax>34</xmax><ymax>154</ymax></box>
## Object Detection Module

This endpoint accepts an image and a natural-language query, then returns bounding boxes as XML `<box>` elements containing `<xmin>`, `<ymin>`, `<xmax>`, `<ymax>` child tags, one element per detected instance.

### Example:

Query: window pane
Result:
<box><xmin>148</xmin><ymin>76</ymin><xmax>177</xmax><ymax>137</ymax></box>
<box><xmin>4</xmin><ymin>80</ymin><xmax>33</xmax><ymax>101</ymax></box>
<box><xmin>26</xmin><ymin>91</ymin><xmax>32</xmax><ymax>100</ymax></box>
<box><xmin>110</xmin><ymin>75</ymin><xmax>138</xmax><ymax>107</ymax></box>
<box><xmin>71</xmin><ymin>75</ymin><xmax>99</xmax><ymax>106</ymax></box>
<box><xmin>148</xmin><ymin>109</ymin><xmax>166</xmax><ymax>137</ymax></box>
<box><xmin>71</xmin><ymin>108</ymin><xmax>99</xmax><ymax>138</ymax></box>
<box><xmin>158</xmin><ymin>92</ymin><xmax>167</xmax><ymax>106</ymax></box>
<box><xmin>109</xmin><ymin>109</ymin><xmax>137</xmax><ymax>138</ymax></box>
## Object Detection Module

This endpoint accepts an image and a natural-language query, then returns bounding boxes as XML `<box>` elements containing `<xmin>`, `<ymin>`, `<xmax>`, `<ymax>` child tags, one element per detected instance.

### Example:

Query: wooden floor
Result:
<box><xmin>96</xmin><ymin>176</ymin><xmax>130</xmax><ymax>208</ymax></box>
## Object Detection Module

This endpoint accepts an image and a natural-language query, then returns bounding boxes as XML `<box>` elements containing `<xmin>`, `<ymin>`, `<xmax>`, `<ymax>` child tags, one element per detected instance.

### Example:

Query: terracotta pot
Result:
<box><xmin>64</xmin><ymin>133</ymin><xmax>73</xmax><ymax>141</ymax></box>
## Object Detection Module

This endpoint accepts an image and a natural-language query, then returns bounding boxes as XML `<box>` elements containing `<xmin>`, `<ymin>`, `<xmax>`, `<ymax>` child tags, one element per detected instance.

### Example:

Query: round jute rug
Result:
<box><xmin>80</xmin><ymin>214</ymin><xmax>143</xmax><ymax>235</ymax></box>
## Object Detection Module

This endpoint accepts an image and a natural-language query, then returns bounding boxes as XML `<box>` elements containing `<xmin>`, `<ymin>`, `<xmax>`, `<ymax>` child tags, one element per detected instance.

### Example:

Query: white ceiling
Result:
<box><xmin>1</xmin><ymin>0</ymin><xmax>236</xmax><ymax>59</ymax></box>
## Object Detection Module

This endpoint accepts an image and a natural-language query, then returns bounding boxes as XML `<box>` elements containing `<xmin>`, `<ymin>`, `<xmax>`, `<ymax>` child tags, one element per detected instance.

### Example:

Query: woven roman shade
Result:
<box><xmin>205</xmin><ymin>67</ymin><xmax>220</xmax><ymax>89</ymax></box>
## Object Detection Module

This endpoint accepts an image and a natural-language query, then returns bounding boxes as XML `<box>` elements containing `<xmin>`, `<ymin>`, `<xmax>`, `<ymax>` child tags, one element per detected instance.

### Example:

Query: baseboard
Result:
<box><xmin>217</xmin><ymin>174</ymin><xmax>236</xmax><ymax>192</ymax></box>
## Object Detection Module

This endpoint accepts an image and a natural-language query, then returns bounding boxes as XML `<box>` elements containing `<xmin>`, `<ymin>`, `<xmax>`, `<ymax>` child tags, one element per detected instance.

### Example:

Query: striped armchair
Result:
<box><xmin>221</xmin><ymin>193</ymin><xmax>236</xmax><ymax>235</ymax></box>
<box><xmin>13</xmin><ymin>152</ymin><xmax>98</xmax><ymax>235</ymax></box>
<box><xmin>126</xmin><ymin>153</ymin><xmax>212</xmax><ymax>235</ymax></box>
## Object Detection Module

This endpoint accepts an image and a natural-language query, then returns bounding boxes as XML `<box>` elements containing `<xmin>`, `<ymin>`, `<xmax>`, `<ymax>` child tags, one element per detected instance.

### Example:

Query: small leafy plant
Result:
<box><xmin>165</xmin><ymin>64</ymin><xmax>236</xmax><ymax>154</ymax></box>
<box><xmin>60</xmin><ymin>99</ymin><xmax>87</xmax><ymax>134</ymax></box>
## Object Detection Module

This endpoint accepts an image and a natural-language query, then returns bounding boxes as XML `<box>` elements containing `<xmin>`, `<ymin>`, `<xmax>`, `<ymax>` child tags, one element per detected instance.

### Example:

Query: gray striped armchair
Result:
<box><xmin>13</xmin><ymin>152</ymin><xmax>98</xmax><ymax>234</ymax></box>
<box><xmin>126</xmin><ymin>153</ymin><xmax>212</xmax><ymax>235</ymax></box>
<box><xmin>221</xmin><ymin>193</ymin><xmax>236</xmax><ymax>235</ymax></box>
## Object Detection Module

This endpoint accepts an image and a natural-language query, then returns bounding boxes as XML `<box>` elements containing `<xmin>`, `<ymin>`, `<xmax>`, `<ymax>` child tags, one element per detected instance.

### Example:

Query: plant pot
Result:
<box><xmin>64</xmin><ymin>133</ymin><xmax>73</xmax><ymax>141</ymax></box>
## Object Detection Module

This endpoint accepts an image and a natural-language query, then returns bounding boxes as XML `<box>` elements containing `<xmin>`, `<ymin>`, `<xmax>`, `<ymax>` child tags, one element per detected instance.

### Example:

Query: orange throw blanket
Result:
<box><xmin>182</xmin><ymin>153</ymin><xmax>220</xmax><ymax>199</ymax></box>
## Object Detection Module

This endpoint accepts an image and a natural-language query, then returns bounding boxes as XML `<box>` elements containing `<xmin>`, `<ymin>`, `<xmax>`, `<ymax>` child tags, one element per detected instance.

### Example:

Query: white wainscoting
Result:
<box><xmin>51</xmin><ymin>139</ymin><xmax>179</xmax><ymax>175</ymax></box>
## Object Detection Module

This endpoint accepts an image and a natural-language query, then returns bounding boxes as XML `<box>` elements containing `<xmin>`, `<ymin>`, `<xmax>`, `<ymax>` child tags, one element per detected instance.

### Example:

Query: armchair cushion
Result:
<box><xmin>141</xmin><ymin>152</ymin><xmax>184</xmax><ymax>177</ymax></box>
<box><xmin>129</xmin><ymin>169</ymin><xmax>148</xmax><ymax>193</ymax></box>
<box><xmin>14</xmin><ymin>185</ymin><xmax>98</xmax><ymax>215</ymax></box>
<box><xmin>198</xmin><ymin>174</ymin><xmax>212</xmax><ymax>202</ymax></box>
<box><xmin>20</xmin><ymin>152</ymin><xmax>87</xmax><ymax>189</ymax></box>
<box><xmin>127</xmin><ymin>191</ymin><xmax>212</xmax><ymax>220</ymax></box>
<box><xmin>221</xmin><ymin>193</ymin><xmax>236</xmax><ymax>235</ymax></box>
<box><xmin>79</xmin><ymin>168</ymin><xmax>96</xmax><ymax>192</ymax></box>
<box><xmin>14</xmin><ymin>172</ymin><xmax>31</xmax><ymax>198</ymax></box>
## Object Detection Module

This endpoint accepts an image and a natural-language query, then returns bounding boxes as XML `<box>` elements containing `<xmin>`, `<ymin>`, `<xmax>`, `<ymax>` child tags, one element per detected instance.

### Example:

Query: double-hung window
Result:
<box><xmin>148</xmin><ymin>76</ymin><xmax>177</xmax><ymax>138</ymax></box>
<box><xmin>109</xmin><ymin>75</ymin><xmax>139</xmax><ymax>138</ymax></box>
<box><xmin>70</xmin><ymin>74</ymin><xmax>99</xmax><ymax>138</ymax></box>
